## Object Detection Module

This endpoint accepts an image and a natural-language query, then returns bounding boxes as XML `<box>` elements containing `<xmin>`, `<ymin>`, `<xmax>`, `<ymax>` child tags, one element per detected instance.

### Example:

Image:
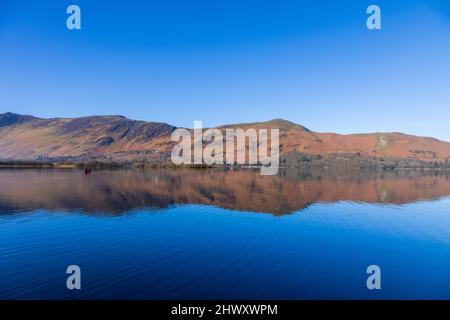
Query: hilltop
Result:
<box><xmin>1</xmin><ymin>112</ymin><xmax>450</xmax><ymax>169</ymax></box>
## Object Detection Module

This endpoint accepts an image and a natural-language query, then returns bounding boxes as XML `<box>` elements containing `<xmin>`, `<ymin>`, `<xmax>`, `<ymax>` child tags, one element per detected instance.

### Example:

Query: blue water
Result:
<box><xmin>1</xmin><ymin>169</ymin><xmax>450</xmax><ymax>299</ymax></box>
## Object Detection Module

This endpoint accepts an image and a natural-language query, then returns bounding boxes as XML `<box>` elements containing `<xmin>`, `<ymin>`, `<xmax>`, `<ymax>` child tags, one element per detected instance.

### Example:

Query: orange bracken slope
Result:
<box><xmin>1</xmin><ymin>113</ymin><xmax>450</xmax><ymax>162</ymax></box>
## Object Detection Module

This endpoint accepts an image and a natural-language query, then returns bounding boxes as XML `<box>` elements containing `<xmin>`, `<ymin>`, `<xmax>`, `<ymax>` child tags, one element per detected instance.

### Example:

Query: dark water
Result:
<box><xmin>1</xmin><ymin>168</ymin><xmax>450</xmax><ymax>299</ymax></box>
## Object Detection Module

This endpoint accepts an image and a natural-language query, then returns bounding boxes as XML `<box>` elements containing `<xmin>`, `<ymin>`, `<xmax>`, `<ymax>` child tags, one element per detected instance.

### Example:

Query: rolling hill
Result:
<box><xmin>1</xmin><ymin>112</ymin><xmax>450</xmax><ymax>165</ymax></box>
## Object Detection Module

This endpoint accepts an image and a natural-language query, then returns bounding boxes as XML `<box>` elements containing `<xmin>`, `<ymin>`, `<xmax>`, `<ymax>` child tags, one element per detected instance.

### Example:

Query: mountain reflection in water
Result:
<box><xmin>1</xmin><ymin>168</ymin><xmax>449</xmax><ymax>215</ymax></box>
<box><xmin>2</xmin><ymin>168</ymin><xmax>450</xmax><ymax>299</ymax></box>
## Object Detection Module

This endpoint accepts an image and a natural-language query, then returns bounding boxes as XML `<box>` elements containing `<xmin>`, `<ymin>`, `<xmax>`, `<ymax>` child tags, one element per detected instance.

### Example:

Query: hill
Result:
<box><xmin>1</xmin><ymin>112</ymin><xmax>450</xmax><ymax>167</ymax></box>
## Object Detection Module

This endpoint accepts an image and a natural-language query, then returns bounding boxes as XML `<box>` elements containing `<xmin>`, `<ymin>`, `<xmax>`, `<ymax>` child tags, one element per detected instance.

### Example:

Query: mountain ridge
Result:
<box><xmin>1</xmin><ymin>112</ymin><xmax>450</xmax><ymax>164</ymax></box>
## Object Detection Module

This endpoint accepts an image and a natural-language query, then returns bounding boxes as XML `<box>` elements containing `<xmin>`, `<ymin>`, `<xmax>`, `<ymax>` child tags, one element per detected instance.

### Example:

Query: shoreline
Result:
<box><xmin>1</xmin><ymin>161</ymin><xmax>450</xmax><ymax>172</ymax></box>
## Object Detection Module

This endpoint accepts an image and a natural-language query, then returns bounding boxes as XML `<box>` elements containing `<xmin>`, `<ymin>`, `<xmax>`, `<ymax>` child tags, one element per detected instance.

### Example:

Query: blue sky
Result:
<box><xmin>1</xmin><ymin>0</ymin><xmax>450</xmax><ymax>140</ymax></box>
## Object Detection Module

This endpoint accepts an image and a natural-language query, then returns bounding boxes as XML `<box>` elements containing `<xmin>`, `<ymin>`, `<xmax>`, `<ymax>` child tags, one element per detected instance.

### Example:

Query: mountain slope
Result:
<box><xmin>0</xmin><ymin>112</ymin><xmax>176</xmax><ymax>161</ymax></box>
<box><xmin>223</xmin><ymin>118</ymin><xmax>450</xmax><ymax>162</ymax></box>
<box><xmin>1</xmin><ymin>112</ymin><xmax>450</xmax><ymax>163</ymax></box>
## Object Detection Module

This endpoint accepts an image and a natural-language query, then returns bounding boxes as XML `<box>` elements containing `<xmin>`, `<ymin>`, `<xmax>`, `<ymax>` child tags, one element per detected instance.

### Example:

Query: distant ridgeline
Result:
<box><xmin>1</xmin><ymin>112</ymin><xmax>450</xmax><ymax>170</ymax></box>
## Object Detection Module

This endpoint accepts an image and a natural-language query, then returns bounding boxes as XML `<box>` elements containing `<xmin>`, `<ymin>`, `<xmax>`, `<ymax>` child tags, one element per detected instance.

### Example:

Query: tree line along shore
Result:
<box><xmin>1</xmin><ymin>152</ymin><xmax>450</xmax><ymax>171</ymax></box>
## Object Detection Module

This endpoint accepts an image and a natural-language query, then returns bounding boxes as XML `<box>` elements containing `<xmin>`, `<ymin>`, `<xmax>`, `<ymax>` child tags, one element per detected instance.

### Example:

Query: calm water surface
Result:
<box><xmin>1</xmin><ymin>168</ymin><xmax>450</xmax><ymax>299</ymax></box>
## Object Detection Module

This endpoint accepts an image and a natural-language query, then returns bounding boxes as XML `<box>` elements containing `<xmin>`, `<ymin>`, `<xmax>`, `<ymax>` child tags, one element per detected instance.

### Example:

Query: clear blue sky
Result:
<box><xmin>1</xmin><ymin>0</ymin><xmax>450</xmax><ymax>140</ymax></box>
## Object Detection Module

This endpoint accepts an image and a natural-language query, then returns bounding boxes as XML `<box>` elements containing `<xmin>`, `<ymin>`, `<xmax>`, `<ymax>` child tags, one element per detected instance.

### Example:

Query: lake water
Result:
<box><xmin>1</xmin><ymin>168</ymin><xmax>450</xmax><ymax>299</ymax></box>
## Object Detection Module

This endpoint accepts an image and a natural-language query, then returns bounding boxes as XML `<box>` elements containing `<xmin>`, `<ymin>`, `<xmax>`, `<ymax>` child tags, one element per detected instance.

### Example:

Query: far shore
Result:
<box><xmin>0</xmin><ymin>161</ymin><xmax>212</xmax><ymax>170</ymax></box>
<box><xmin>1</xmin><ymin>159</ymin><xmax>450</xmax><ymax>172</ymax></box>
